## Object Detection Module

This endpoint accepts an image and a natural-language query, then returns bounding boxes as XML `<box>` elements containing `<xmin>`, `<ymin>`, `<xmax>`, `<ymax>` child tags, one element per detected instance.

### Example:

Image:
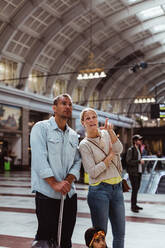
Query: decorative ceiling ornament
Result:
<box><xmin>77</xmin><ymin>0</ymin><xmax>106</xmax><ymax>80</ymax></box>
<box><xmin>77</xmin><ymin>52</ymin><xmax>106</xmax><ymax>80</ymax></box>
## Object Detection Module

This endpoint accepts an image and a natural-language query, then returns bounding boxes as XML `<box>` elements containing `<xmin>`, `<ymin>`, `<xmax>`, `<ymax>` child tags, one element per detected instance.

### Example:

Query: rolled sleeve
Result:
<box><xmin>112</xmin><ymin>139</ymin><xmax>123</xmax><ymax>154</ymax></box>
<box><xmin>30</xmin><ymin>123</ymin><xmax>54</xmax><ymax>179</ymax></box>
<box><xmin>39</xmin><ymin>167</ymin><xmax>54</xmax><ymax>179</ymax></box>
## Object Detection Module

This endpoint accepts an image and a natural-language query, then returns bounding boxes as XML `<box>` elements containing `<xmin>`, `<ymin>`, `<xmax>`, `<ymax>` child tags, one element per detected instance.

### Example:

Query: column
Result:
<box><xmin>22</xmin><ymin>108</ymin><xmax>29</xmax><ymax>167</ymax></box>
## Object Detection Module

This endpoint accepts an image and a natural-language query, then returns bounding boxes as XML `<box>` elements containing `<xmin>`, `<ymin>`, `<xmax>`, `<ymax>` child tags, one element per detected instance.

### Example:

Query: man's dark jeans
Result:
<box><xmin>35</xmin><ymin>192</ymin><xmax>77</xmax><ymax>248</ymax></box>
<box><xmin>129</xmin><ymin>173</ymin><xmax>142</xmax><ymax>208</ymax></box>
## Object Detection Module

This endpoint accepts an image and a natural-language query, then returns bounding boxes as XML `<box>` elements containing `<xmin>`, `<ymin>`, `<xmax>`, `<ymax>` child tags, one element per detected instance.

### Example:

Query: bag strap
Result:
<box><xmin>87</xmin><ymin>138</ymin><xmax>107</xmax><ymax>156</ymax></box>
<box><xmin>87</xmin><ymin>138</ymin><xmax>122</xmax><ymax>176</ymax></box>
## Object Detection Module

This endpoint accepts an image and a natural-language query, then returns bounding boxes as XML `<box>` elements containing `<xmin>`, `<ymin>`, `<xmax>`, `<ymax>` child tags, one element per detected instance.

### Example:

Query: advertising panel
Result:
<box><xmin>0</xmin><ymin>104</ymin><xmax>21</xmax><ymax>130</ymax></box>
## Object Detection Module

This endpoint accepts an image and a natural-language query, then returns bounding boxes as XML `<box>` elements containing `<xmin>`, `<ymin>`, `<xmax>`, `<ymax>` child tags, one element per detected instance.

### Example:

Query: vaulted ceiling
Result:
<box><xmin>0</xmin><ymin>0</ymin><xmax>165</xmax><ymax>118</ymax></box>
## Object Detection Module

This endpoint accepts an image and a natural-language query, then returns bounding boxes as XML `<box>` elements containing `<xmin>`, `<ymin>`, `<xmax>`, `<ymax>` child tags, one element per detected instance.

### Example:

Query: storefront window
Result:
<box><xmin>0</xmin><ymin>104</ymin><xmax>22</xmax><ymax>130</ymax></box>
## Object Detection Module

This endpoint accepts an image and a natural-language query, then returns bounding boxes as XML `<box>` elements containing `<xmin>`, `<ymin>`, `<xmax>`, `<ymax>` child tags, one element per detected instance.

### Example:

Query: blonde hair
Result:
<box><xmin>80</xmin><ymin>108</ymin><xmax>97</xmax><ymax>125</ymax></box>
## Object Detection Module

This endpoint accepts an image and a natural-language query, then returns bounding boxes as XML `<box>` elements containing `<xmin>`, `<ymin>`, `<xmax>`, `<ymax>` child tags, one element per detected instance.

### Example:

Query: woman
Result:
<box><xmin>79</xmin><ymin>108</ymin><xmax>125</xmax><ymax>248</ymax></box>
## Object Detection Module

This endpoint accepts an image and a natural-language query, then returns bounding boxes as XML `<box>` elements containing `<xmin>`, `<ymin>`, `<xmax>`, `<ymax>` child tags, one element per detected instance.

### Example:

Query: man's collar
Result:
<box><xmin>49</xmin><ymin>116</ymin><xmax>69</xmax><ymax>132</ymax></box>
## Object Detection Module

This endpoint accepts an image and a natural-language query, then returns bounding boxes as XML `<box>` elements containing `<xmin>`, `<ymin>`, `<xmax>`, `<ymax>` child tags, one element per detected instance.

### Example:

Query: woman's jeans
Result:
<box><xmin>88</xmin><ymin>182</ymin><xmax>125</xmax><ymax>248</ymax></box>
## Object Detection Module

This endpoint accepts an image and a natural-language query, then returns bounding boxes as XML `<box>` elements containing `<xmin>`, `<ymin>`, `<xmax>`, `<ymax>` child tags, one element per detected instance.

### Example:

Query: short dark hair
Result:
<box><xmin>84</xmin><ymin>227</ymin><xmax>105</xmax><ymax>247</ymax></box>
<box><xmin>53</xmin><ymin>93</ymin><xmax>72</xmax><ymax>105</ymax></box>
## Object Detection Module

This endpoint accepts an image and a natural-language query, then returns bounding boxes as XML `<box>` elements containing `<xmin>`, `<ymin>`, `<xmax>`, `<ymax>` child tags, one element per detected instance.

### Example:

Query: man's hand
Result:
<box><xmin>65</xmin><ymin>174</ymin><xmax>76</xmax><ymax>184</ymax></box>
<box><xmin>44</xmin><ymin>177</ymin><xmax>71</xmax><ymax>195</ymax></box>
<box><xmin>53</xmin><ymin>180</ymin><xmax>71</xmax><ymax>195</ymax></box>
<box><xmin>141</xmin><ymin>160</ymin><xmax>145</xmax><ymax>165</ymax></box>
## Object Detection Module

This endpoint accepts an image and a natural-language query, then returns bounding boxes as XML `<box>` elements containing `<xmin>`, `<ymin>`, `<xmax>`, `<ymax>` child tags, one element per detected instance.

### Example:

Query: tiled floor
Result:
<box><xmin>0</xmin><ymin>170</ymin><xmax>165</xmax><ymax>248</ymax></box>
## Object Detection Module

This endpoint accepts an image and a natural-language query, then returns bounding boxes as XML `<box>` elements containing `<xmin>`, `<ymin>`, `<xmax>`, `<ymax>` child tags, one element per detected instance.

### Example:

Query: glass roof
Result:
<box><xmin>0</xmin><ymin>0</ymin><xmax>165</xmax><ymax>115</ymax></box>
<box><xmin>152</xmin><ymin>25</ymin><xmax>165</xmax><ymax>34</ymax></box>
<box><xmin>137</xmin><ymin>6</ymin><xmax>164</xmax><ymax>21</ymax></box>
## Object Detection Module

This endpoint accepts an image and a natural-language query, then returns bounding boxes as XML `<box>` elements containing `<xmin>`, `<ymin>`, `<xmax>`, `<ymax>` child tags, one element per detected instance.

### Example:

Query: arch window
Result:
<box><xmin>72</xmin><ymin>87</ymin><xmax>83</xmax><ymax>104</ymax></box>
<box><xmin>27</xmin><ymin>69</ymin><xmax>45</xmax><ymax>94</ymax></box>
<box><xmin>52</xmin><ymin>79</ymin><xmax>67</xmax><ymax>97</ymax></box>
<box><xmin>0</xmin><ymin>58</ymin><xmax>18</xmax><ymax>87</ymax></box>
<box><xmin>88</xmin><ymin>91</ymin><xmax>99</xmax><ymax>109</ymax></box>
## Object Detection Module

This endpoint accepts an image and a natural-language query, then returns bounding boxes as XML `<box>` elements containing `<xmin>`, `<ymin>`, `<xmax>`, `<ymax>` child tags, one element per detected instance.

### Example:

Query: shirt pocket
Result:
<box><xmin>69</xmin><ymin>140</ymin><xmax>77</xmax><ymax>151</ymax></box>
<box><xmin>47</xmin><ymin>138</ymin><xmax>60</xmax><ymax>154</ymax></box>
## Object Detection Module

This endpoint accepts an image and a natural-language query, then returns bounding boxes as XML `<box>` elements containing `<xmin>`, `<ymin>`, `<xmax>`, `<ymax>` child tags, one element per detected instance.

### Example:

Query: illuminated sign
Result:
<box><xmin>151</xmin><ymin>104</ymin><xmax>165</xmax><ymax>119</ymax></box>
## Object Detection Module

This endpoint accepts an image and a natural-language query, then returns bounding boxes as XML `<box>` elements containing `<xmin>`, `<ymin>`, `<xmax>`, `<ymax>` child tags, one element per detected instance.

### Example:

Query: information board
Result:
<box><xmin>150</xmin><ymin>103</ymin><xmax>165</xmax><ymax>119</ymax></box>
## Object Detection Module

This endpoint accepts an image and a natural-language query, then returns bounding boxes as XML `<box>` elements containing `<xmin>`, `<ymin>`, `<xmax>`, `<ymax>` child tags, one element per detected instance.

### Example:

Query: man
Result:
<box><xmin>126</xmin><ymin>134</ymin><xmax>144</xmax><ymax>213</ymax></box>
<box><xmin>85</xmin><ymin>227</ymin><xmax>107</xmax><ymax>248</ymax></box>
<box><xmin>30</xmin><ymin>94</ymin><xmax>81</xmax><ymax>248</ymax></box>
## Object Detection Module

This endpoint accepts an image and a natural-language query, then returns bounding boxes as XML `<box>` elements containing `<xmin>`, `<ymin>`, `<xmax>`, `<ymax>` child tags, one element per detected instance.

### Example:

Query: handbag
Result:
<box><xmin>87</xmin><ymin>139</ymin><xmax>130</xmax><ymax>192</ymax></box>
<box><xmin>115</xmin><ymin>154</ymin><xmax>130</xmax><ymax>193</ymax></box>
<box><xmin>122</xmin><ymin>178</ymin><xmax>130</xmax><ymax>192</ymax></box>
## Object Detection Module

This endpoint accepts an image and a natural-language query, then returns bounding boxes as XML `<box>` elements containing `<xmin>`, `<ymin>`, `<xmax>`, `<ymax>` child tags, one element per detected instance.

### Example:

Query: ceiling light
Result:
<box><xmin>151</xmin><ymin>98</ymin><xmax>156</xmax><ymax>103</ymax></box>
<box><xmin>142</xmin><ymin>98</ymin><xmax>147</xmax><ymax>103</ymax></box>
<box><xmin>134</xmin><ymin>97</ymin><xmax>156</xmax><ymax>104</ymax></box>
<box><xmin>77</xmin><ymin>63</ymin><xmax>106</xmax><ymax>80</ymax></box>
<box><xmin>141</xmin><ymin>115</ymin><xmax>148</xmax><ymax>121</ymax></box>
<box><xmin>134</xmin><ymin>99</ymin><xmax>139</xmax><ymax>104</ymax></box>
<box><xmin>77</xmin><ymin>74</ymin><xmax>83</xmax><ymax>80</ymax></box>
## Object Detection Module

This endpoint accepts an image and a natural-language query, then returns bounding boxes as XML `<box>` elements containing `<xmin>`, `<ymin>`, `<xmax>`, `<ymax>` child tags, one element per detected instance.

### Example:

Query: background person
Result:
<box><xmin>30</xmin><ymin>94</ymin><xmax>81</xmax><ymax>248</ymax></box>
<box><xmin>79</xmin><ymin>108</ymin><xmax>125</xmax><ymax>248</ymax></box>
<box><xmin>85</xmin><ymin>227</ymin><xmax>107</xmax><ymax>248</ymax></box>
<box><xmin>126</xmin><ymin>134</ymin><xmax>144</xmax><ymax>213</ymax></box>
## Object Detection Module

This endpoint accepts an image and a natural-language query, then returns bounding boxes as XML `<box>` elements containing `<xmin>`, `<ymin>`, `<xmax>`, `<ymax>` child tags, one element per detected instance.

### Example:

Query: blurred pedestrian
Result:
<box><xmin>126</xmin><ymin>134</ymin><xmax>144</xmax><ymax>213</ymax></box>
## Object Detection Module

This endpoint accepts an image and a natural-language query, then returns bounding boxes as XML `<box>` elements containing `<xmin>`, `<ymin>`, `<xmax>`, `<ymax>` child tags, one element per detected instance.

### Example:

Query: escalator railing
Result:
<box><xmin>142</xmin><ymin>157</ymin><xmax>165</xmax><ymax>193</ymax></box>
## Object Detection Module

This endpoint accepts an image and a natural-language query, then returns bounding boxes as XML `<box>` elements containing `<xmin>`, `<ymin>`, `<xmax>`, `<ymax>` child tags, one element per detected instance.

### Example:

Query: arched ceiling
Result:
<box><xmin>0</xmin><ymin>0</ymin><xmax>165</xmax><ymax>118</ymax></box>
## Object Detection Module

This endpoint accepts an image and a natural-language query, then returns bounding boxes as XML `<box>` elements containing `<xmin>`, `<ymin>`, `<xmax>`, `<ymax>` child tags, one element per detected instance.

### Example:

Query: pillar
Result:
<box><xmin>22</xmin><ymin>108</ymin><xmax>29</xmax><ymax>167</ymax></box>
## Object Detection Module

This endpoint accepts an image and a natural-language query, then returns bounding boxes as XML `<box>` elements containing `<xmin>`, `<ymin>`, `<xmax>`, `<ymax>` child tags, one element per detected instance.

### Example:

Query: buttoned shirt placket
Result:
<box><xmin>58</xmin><ymin>128</ymin><xmax>68</xmax><ymax>178</ymax></box>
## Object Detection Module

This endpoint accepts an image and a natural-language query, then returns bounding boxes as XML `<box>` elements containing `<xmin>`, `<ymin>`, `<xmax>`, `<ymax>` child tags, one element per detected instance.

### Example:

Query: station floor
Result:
<box><xmin>0</xmin><ymin>170</ymin><xmax>164</xmax><ymax>248</ymax></box>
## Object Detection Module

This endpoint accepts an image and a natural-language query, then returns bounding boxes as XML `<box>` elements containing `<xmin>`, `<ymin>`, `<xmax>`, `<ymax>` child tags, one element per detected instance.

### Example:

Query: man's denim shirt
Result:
<box><xmin>30</xmin><ymin>116</ymin><xmax>81</xmax><ymax>199</ymax></box>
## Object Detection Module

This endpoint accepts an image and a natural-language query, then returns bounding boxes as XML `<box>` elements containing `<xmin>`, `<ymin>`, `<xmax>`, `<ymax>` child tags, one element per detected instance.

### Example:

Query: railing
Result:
<box><xmin>142</xmin><ymin>157</ymin><xmax>165</xmax><ymax>193</ymax></box>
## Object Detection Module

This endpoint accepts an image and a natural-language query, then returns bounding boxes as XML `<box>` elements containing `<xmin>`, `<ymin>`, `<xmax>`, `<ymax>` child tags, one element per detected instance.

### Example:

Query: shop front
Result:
<box><xmin>0</xmin><ymin>104</ymin><xmax>22</xmax><ymax>171</ymax></box>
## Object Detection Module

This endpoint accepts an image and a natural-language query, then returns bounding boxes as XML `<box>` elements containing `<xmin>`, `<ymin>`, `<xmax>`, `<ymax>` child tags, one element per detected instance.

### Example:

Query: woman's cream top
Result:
<box><xmin>79</xmin><ymin>130</ymin><xmax>123</xmax><ymax>185</ymax></box>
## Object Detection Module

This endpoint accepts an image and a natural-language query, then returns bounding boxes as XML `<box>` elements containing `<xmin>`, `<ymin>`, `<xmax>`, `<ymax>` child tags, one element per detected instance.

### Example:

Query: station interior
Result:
<box><xmin>0</xmin><ymin>0</ymin><xmax>165</xmax><ymax>247</ymax></box>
